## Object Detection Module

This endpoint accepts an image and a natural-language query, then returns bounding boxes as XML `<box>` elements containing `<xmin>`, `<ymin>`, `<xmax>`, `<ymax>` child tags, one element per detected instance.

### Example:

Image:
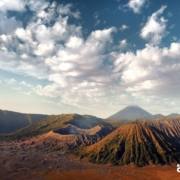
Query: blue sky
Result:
<box><xmin>0</xmin><ymin>0</ymin><xmax>180</xmax><ymax>117</ymax></box>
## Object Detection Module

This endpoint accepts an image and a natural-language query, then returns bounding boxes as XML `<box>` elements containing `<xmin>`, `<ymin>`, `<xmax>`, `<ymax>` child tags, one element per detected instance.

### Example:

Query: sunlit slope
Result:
<box><xmin>83</xmin><ymin>118</ymin><xmax>180</xmax><ymax>166</ymax></box>
<box><xmin>3</xmin><ymin>114</ymin><xmax>113</xmax><ymax>140</ymax></box>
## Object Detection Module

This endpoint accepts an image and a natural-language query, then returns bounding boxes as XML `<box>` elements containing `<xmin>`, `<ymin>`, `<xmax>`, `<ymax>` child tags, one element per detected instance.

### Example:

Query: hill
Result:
<box><xmin>1</xmin><ymin>114</ymin><xmax>113</xmax><ymax>141</ymax></box>
<box><xmin>82</xmin><ymin>118</ymin><xmax>180</xmax><ymax>166</ymax></box>
<box><xmin>0</xmin><ymin>110</ymin><xmax>47</xmax><ymax>134</ymax></box>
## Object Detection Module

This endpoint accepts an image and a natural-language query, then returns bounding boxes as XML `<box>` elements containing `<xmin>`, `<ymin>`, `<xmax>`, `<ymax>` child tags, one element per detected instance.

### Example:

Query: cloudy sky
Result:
<box><xmin>0</xmin><ymin>0</ymin><xmax>180</xmax><ymax>117</ymax></box>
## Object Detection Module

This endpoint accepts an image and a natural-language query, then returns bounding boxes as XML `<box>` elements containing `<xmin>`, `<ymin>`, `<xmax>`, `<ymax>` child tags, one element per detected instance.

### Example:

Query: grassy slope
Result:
<box><xmin>0</xmin><ymin>114</ymin><xmax>113</xmax><ymax>140</ymax></box>
<box><xmin>0</xmin><ymin>110</ymin><xmax>47</xmax><ymax>134</ymax></box>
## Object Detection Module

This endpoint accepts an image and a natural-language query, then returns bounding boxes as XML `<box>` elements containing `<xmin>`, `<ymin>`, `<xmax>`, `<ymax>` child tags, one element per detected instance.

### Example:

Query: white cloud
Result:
<box><xmin>0</xmin><ymin>0</ymin><xmax>26</xmax><ymax>12</ymax></box>
<box><xmin>119</xmin><ymin>24</ymin><xmax>128</xmax><ymax>31</ymax></box>
<box><xmin>140</xmin><ymin>5</ymin><xmax>167</xmax><ymax>45</ymax></box>
<box><xmin>34</xmin><ymin>42</ymin><xmax>54</xmax><ymax>56</ymax></box>
<box><xmin>119</xmin><ymin>39</ymin><xmax>128</xmax><ymax>49</ymax></box>
<box><xmin>126</xmin><ymin>80</ymin><xmax>158</xmax><ymax>92</ymax></box>
<box><xmin>110</xmin><ymin>42</ymin><xmax>180</xmax><ymax>115</ymax></box>
<box><xmin>0</xmin><ymin>0</ymin><xmax>118</xmax><ymax>113</ymax></box>
<box><xmin>114</xmin><ymin>42</ymin><xmax>180</xmax><ymax>96</ymax></box>
<box><xmin>45</xmin><ymin>27</ymin><xmax>116</xmax><ymax>87</ymax></box>
<box><xmin>15</xmin><ymin>28</ymin><xmax>32</xmax><ymax>42</ymax></box>
<box><xmin>66</xmin><ymin>36</ymin><xmax>83</xmax><ymax>49</ymax></box>
<box><xmin>128</xmin><ymin>0</ymin><xmax>146</xmax><ymax>14</ymax></box>
<box><xmin>0</xmin><ymin>14</ymin><xmax>22</xmax><ymax>34</ymax></box>
<box><xmin>1</xmin><ymin>0</ymin><xmax>180</xmax><ymax>117</ymax></box>
<box><xmin>35</xmin><ymin>84</ymin><xmax>61</xmax><ymax>98</ymax></box>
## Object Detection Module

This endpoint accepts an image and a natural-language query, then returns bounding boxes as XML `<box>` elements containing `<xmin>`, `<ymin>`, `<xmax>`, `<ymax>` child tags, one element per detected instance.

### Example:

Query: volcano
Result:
<box><xmin>82</xmin><ymin>118</ymin><xmax>180</xmax><ymax>166</ymax></box>
<box><xmin>108</xmin><ymin>106</ymin><xmax>153</xmax><ymax>122</ymax></box>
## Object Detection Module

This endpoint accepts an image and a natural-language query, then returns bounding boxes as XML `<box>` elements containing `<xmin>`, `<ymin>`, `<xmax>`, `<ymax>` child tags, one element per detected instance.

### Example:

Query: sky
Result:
<box><xmin>0</xmin><ymin>0</ymin><xmax>180</xmax><ymax>118</ymax></box>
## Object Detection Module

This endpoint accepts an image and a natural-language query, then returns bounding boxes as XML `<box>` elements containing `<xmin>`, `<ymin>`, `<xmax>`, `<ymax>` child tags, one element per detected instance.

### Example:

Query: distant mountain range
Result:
<box><xmin>1</xmin><ymin>106</ymin><xmax>180</xmax><ymax>134</ymax></box>
<box><xmin>107</xmin><ymin>105</ymin><xmax>180</xmax><ymax>125</ymax></box>
<box><xmin>0</xmin><ymin>110</ymin><xmax>47</xmax><ymax>134</ymax></box>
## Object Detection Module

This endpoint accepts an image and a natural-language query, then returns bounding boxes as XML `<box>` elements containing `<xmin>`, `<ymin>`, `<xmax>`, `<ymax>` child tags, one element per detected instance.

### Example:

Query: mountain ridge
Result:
<box><xmin>0</xmin><ymin>109</ymin><xmax>48</xmax><ymax>134</ymax></box>
<box><xmin>1</xmin><ymin>114</ymin><xmax>113</xmax><ymax>141</ymax></box>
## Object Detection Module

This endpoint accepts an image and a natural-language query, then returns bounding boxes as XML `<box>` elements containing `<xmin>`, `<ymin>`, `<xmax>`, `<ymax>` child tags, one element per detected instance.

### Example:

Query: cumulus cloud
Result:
<box><xmin>0</xmin><ymin>0</ymin><xmax>25</xmax><ymax>35</ymax></box>
<box><xmin>110</xmin><ymin>41</ymin><xmax>180</xmax><ymax>114</ymax></box>
<box><xmin>0</xmin><ymin>0</ymin><xmax>26</xmax><ymax>12</ymax></box>
<box><xmin>128</xmin><ymin>0</ymin><xmax>146</xmax><ymax>13</ymax></box>
<box><xmin>0</xmin><ymin>14</ymin><xmax>22</xmax><ymax>34</ymax></box>
<box><xmin>119</xmin><ymin>39</ymin><xmax>128</xmax><ymax>49</ymax></box>
<box><xmin>0</xmin><ymin>0</ymin><xmax>118</xmax><ymax>112</ymax></box>
<box><xmin>114</xmin><ymin>42</ymin><xmax>180</xmax><ymax>96</ymax></box>
<box><xmin>1</xmin><ymin>0</ymin><xmax>180</xmax><ymax>116</ymax></box>
<box><xmin>0</xmin><ymin>0</ymin><xmax>82</xmax><ymax>76</ymax></box>
<box><xmin>140</xmin><ymin>5</ymin><xmax>167</xmax><ymax>45</ymax></box>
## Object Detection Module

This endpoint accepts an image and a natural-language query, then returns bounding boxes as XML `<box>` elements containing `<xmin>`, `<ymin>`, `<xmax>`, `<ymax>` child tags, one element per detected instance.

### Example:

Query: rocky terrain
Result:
<box><xmin>1</xmin><ymin>112</ymin><xmax>180</xmax><ymax>179</ymax></box>
<box><xmin>0</xmin><ymin>139</ymin><xmax>179</xmax><ymax>180</ymax></box>
<box><xmin>83</xmin><ymin>118</ymin><xmax>180</xmax><ymax>166</ymax></box>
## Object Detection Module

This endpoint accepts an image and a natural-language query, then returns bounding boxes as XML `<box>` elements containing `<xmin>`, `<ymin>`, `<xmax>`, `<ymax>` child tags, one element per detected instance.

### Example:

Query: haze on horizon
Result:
<box><xmin>0</xmin><ymin>0</ymin><xmax>180</xmax><ymax>118</ymax></box>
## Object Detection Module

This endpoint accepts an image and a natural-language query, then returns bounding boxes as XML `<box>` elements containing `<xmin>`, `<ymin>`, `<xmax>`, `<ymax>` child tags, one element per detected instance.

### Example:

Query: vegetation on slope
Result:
<box><xmin>0</xmin><ymin>114</ymin><xmax>113</xmax><ymax>141</ymax></box>
<box><xmin>82</xmin><ymin>118</ymin><xmax>180</xmax><ymax>166</ymax></box>
<box><xmin>0</xmin><ymin>110</ymin><xmax>47</xmax><ymax>134</ymax></box>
